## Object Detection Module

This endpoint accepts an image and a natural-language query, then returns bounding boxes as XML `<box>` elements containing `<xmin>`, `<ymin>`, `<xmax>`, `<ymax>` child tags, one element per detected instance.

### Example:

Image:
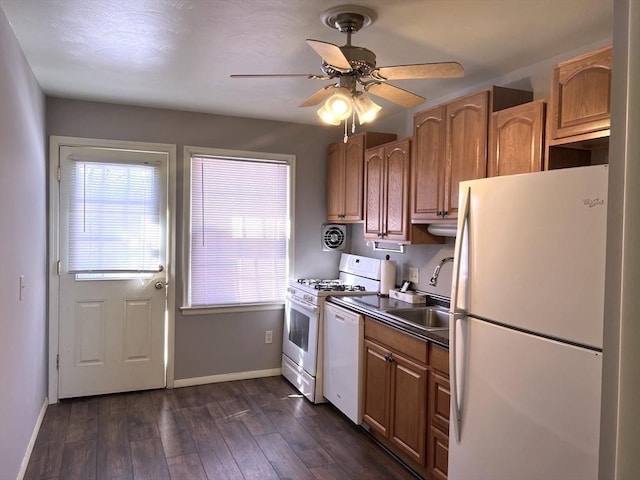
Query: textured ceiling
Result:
<box><xmin>0</xmin><ymin>0</ymin><xmax>613</xmax><ymax>125</ymax></box>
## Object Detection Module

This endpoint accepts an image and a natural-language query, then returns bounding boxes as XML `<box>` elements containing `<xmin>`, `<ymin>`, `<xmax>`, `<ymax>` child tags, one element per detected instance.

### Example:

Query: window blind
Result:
<box><xmin>67</xmin><ymin>160</ymin><xmax>161</xmax><ymax>273</ymax></box>
<box><xmin>190</xmin><ymin>155</ymin><xmax>289</xmax><ymax>306</ymax></box>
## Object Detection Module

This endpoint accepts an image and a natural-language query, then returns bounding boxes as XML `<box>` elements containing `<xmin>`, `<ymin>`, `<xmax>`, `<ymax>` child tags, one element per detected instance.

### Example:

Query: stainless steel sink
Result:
<box><xmin>384</xmin><ymin>306</ymin><xmax>450</xmax><ymax>330</ymax></box>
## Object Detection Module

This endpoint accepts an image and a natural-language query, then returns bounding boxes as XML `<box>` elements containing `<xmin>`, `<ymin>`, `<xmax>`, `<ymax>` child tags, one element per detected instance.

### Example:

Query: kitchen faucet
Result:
<box><xmin>429</xmin><ymin>257</ymin><xmax>454</xmax><ymax>286</ymax></box>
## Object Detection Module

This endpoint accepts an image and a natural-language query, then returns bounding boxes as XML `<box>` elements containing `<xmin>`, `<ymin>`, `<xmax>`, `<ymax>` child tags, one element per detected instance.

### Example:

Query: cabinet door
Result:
<box><xmin>550</xmin><ymin>46</ymin><xmax>612</xmax><ymax>140</ymax></box>
<box><xmin>488</xmin><ymin>101</ymin><xmax>545</xmax><ymax>177</ymax></box>
<box><xmin>326</xmin><ymin>142</ymin><xmax>345</xmax><ymax>221</ymax></box>
<box><xmin>383</xmin><ymin>139</ymin><xmax>411</xmax><ymax>241</ymax></box>
<box><xmin>429</xmin><ymin>371</ymin><xmax>450</xmax><ymax>434</ymax></box>
<box><xmin>342</xmin><ymin>134</ymin><xmax>365</xmax><ymax>221</ymax></box>
<box><xmin>412</xmin><ymin>106</ymin><xmax>445</xmax><ymax>221</ymax></box>
<box><xmin>427</xmin><ymin>425</ymin><xmax>449</xmax><ymax>480</ymax></box>
<box><xmin>444</xmin><ymin>91</ymin><xmax>488</xmax><ymax>219</ymax></box>
<box><xmin>389</xmin><ymin>352</ymin><xmax>428</xmax><ymax>465</ymax></box>
<box><xmin>363</xmin><ymin>340</ymin><xmax>391</xmax><ymax>436</ymax></box>
<box><xmin>364</xmin><ymin>146</ymin><xmax>385</xmax><ymax>239</ymax></box>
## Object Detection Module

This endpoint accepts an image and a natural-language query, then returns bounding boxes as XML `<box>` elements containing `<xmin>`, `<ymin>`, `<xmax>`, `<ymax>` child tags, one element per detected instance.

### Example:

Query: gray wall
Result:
<box><xmin>0</xmin><ymin>8</ymin><xmax>47</xmax><ymax>480</ymax></box>
<box><xmin>45</xmin><ymin>98</ymin><xmax>340</xmax><ymax>380</ymax></box>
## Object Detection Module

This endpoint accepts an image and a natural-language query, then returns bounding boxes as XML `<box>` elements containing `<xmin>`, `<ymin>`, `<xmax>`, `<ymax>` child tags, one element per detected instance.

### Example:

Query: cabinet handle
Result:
<box><xmin>443</xmin><ymin>210</ymin><xmax>448</xmax><ymax>217</ymax></box>
<box><xmin>385</xmin><ymin>353</ymin><xmax>394</xmax><ymax>363</ymax></box>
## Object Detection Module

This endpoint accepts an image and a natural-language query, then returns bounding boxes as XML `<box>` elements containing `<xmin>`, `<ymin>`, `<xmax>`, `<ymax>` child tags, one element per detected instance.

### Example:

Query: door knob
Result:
<box><xmin>155</xmin><ymin>281</ymin><xmax>165</xmax><ymax>290</ymax></box>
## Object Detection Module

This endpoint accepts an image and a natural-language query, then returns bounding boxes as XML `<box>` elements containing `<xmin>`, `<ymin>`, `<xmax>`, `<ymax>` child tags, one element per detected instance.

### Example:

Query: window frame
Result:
<box><xmin>181</xmin><ymin>146</ymin><xmax>295</xmax><ymax>314</ymax></box>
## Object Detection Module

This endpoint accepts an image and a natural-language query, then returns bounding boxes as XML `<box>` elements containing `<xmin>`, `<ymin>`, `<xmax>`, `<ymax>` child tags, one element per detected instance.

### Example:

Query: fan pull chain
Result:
<box><xmin>343</xmin><ymin>119</ymin><xmax>348</xmax><ymax>143</ymax></box>
<box><xmin>352</xmin><ymin>110</ymin><xmax>356</xmax><ymax>134</ymax></box>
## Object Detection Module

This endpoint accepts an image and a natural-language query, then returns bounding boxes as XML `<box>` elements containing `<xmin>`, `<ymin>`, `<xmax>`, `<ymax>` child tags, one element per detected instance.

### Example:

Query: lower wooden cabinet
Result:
<box><xmin>363</xmin><ymin>338</ymin><xmax>428</xmax><ymax>466</ymax></box>
<box><xmin>363</xmin><ymin>317</ymin><xmax>449</xmax><ymax>478</ymax></box>
<box><xmin>427</xmin><ymin>426</ymin><xmax>450</xmax><ymax>480</ymax></box>
<box><xmin>427</xmin><ymin>345</ymin><xmax>450</xmax><ymax>480</ymax></box>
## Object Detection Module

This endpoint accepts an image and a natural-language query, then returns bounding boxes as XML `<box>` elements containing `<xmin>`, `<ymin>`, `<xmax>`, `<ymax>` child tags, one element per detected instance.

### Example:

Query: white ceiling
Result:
<box><xmin>0</xmin><ymin>0</ymin><xmax>613</xmax><ymax>125</ymax></box>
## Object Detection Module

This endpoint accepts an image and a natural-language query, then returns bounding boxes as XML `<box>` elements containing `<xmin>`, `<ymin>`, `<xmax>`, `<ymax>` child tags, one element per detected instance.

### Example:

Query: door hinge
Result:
<box><xmin>56</xmin><ymin>354</ymin><xmax>59</xmax><ymax>370</ymax></box>
<box><xmin>56</xmin><ymin>260</ymin><xmax>61</xmax><ymax>276</ymax></box>
<box><xmin>57</xmin><ymin>167</ymin><xmax>61</xmax><ymax>181</ymax></box>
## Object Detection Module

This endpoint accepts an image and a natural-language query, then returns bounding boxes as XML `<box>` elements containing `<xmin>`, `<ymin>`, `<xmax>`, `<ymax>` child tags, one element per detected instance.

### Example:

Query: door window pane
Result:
<box><xmin>67</xmin><ymin>160</ymin><xmax>161</xmax><ymax>273</ymax></box>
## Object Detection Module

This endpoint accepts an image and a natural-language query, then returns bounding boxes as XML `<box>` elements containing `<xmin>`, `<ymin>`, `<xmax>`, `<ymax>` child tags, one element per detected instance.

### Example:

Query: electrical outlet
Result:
<box><xmin>408</xmin><ymin>267</ymin><xmax>419</xmax><ymax>284</ymax></box>
<box><xmin>265</xmin><ymin>330</ymin><xmax>273</xmax><ymax>344</ymax></box>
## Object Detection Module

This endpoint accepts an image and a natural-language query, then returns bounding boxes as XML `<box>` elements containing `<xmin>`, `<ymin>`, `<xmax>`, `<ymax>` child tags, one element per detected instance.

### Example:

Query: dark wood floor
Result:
<box><xmin>25</xmin><ymin>375</ymin><xmax>418</xmax><ymax>479</ymax></box>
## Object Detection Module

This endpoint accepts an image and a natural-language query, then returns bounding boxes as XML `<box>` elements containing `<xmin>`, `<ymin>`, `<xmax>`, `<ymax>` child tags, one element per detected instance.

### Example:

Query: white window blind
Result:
<box><xmin>190</xmin><ymin>155</ymin><xmax>290</xmax><ymax>306</ymax></box>
<box><xmin>67</xmin><ymin>160</ymin><xmax>161</xmax><ymax>273</ymax></box>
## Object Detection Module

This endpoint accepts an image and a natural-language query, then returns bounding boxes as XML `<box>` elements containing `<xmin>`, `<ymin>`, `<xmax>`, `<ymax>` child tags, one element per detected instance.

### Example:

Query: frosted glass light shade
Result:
<box><xmin>353</xmin><ymin>92</ymin><xmax>382</xmax><ymax>124</ymax></box>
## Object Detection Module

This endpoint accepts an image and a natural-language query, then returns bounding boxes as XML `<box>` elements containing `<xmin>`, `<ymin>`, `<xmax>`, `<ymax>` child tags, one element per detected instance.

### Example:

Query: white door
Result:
<box><xmin>57</xmin><ymin>146</ymin><xmax>168</xmax><ymax>398</ymax></box>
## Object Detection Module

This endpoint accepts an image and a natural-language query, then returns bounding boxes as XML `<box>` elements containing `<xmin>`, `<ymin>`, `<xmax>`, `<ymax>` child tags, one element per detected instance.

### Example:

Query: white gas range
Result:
<box><xmin>281</xmin><ymin>254</ymin><xmax>387</xmax><ymax>403</ymax></box>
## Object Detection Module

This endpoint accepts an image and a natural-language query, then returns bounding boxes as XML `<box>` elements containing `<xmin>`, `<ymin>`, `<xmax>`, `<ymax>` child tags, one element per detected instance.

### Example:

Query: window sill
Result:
<box><xmin>180</xmin><ymin>303</ymin><xmax>284</xmax><ymax>316</ymax></box>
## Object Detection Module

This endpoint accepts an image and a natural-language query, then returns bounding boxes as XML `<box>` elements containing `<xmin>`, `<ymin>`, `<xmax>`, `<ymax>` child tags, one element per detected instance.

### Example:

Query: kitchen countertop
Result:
<box><xmin>327</xmin><ymin>294</ymin><xmax>450</xmax><ymax>348</ymax></box>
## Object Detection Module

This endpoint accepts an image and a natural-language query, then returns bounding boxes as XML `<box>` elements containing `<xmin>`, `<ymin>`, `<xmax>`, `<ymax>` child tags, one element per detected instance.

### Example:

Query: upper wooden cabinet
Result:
<box><xmin>364</xmin><ymin>138</ymin><xmax>443</xmax><ymax>244</ymax></box>
<box><xmin>546</xmin><ymin>46</ymin><xmax>612</xmax><ymax>170</ymax></box>
<box><xmin>364</xmin><ymin>138</ymin><xmax>411</xmax><ymax>242</ymax></box>
<box><xmin>326</xmin><ymin>132</ymin><xmax>396</xmax><ymax>223</ymax></box>
<box><xmin>549</xmin><ymin>45</ymin><xmax>612</xmax><ymax>142</ymax></box>
<box><xmin>488</xmin><ymin>100</ymin><xmax>546</xmax><ymax>177</ymax></box>
<box><xmin>411</xmin><ymin>105</ymin><xmax>446</xmax><ymax>222</ymax></box>
<box><xmin>411</xmin><ymin>87</ymin><xmax>533</xmax><ymax>223</ymax></box>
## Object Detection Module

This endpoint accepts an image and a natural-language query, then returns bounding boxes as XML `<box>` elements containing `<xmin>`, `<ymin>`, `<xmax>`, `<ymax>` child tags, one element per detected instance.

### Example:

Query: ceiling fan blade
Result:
<box><xmin>230</xmin><ymin>73</ymin><xmax>329</xmax><ymax>79</ymax></box>
<box><xmin>365</xmin><ymin>82</ymin><xmax>425</xmax><ymax>108</ymax></box>
<box><xmin>299</xmin><ymin>85</ymin><xmax>337</xmax><ymax>107</ymax></box>
<box><xmin>372</xmin><ymin>62</ymin><xmax>465</xmax><ymax>80</ymax></box>
<box><xmin>306</xmin><ymin>39</ymin><xmax>351</xmax><ymax>70</ymax></box>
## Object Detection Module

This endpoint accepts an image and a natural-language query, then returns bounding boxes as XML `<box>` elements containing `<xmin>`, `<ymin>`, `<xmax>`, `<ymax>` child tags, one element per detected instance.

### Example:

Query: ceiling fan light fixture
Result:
<box><xmin>317</xmin><ymin>104</ymin><xmax>342</xmax><ymax>125</ymax></box>
<box><xmin>353</xmin><ymin>92</ymin><xmax>381</xmax><ymax>124</ymax></box>
<box><xmin>320</xmin><ymin>87</ymin><xmax>353</xmax><ymax>122</ymax></box>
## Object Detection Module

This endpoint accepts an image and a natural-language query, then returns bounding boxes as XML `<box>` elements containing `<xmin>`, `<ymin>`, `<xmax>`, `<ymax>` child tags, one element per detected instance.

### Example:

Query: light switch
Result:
<box><xmin>408</xmin><ymin>267</ymin><xmax>419</xmax><ymax>283</ymax></box>
<box><xmin>19</xmin><ymin>275</ymin><xmax>25</xmax><ymax>301</ymax></box>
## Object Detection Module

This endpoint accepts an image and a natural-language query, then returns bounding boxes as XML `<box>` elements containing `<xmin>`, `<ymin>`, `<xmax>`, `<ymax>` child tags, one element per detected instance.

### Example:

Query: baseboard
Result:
<box><xmin>17</xmin><ymin>397</ymin><xmax>48</xmax><ymax>480</ymax></box>
<box><xmin>173</xmin><ymin>368</ymin><xmax>282</xmax><ymax>388</ymax></box>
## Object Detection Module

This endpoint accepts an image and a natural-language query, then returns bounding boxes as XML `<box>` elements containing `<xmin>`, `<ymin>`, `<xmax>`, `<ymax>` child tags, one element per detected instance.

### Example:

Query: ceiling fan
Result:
<box><xmin>230</xmin><ymin>5</ymin><xmax>464</xmax><ymax>124</ymax></box>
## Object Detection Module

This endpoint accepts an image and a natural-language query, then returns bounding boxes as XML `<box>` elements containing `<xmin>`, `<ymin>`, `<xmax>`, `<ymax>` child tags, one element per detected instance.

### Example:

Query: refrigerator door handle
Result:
<box><xmin>450</xmin><ymin>185</ymin><xmax>470</xmax><ymax>442</ymax></box>
<box><xmin>451</xmin><ymin>186</ymin><xmax>470</xmax><ymax>312</ymax></box>
<box><xmin>450</xmin><ymin>311</ymin><xmax>466</xmax><ymax>442</ymax></box>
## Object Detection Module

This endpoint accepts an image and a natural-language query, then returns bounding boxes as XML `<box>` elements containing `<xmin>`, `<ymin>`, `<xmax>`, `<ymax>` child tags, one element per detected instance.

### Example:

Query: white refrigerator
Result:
<box><xmin>448</xmin><ymin>165</ymin><xmax>608</xmax><ymax>480</ymax></box>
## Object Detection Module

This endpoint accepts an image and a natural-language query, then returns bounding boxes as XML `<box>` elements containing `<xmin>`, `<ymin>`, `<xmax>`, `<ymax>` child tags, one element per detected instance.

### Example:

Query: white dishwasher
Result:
<box><xmin>323</xmin><ymin>301</ymin><xmax>364</xmax><ymax>424</ymax></box>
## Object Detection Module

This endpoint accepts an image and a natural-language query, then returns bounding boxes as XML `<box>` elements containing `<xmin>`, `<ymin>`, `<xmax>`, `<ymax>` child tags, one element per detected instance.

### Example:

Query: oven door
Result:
<box><xmin>283</xmin><ymin>296</ymin><xmax>319</xmax><ymax>376</ymax></box>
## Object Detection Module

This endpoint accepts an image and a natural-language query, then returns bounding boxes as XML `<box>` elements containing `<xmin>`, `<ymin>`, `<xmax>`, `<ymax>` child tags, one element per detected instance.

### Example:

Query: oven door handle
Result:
<box><xmin>287</xmin><ymin>296</ymin><xmax>319</xmax><ymax>314</ymax></box>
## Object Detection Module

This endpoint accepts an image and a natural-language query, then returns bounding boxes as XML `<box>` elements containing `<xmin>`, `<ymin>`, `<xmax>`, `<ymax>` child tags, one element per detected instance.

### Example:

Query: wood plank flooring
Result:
<box><xmin>25</xmin><ymin>376</ymin><xmax>418</xmax><ymax>479</ymax></box>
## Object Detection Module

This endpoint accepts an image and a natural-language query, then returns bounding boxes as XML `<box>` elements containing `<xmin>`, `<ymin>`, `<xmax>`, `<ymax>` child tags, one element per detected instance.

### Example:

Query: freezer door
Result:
<box><xmin>449</xmin><ymin>317</ymin><xmax>602</xmax><ymax>480</ymax></box>
<box><xmin>455</xmin><ymin>165</ymin><xmax>608</xmax><ymax>349</ymax></box>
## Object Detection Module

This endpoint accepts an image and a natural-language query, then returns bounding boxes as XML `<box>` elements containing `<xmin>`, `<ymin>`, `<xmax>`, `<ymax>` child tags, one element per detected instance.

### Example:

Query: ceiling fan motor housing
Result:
<box><xmin>321</xmin><ymin>46</ymin><xmax>376</xmax><ymax>77</ymax></box>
